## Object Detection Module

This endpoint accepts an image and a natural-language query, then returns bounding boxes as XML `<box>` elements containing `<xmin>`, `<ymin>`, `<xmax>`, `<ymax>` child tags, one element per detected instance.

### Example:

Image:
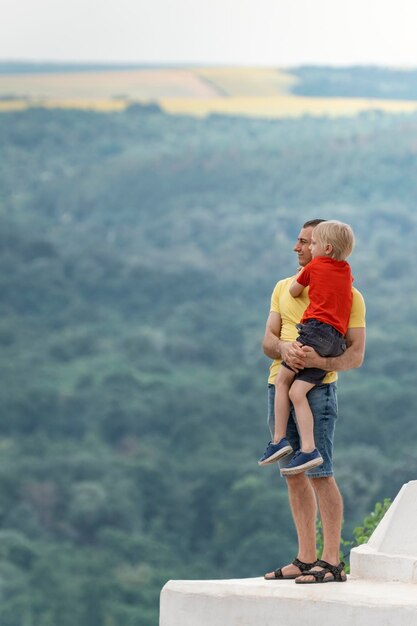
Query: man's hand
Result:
<box><xmin>298</xmin><ymin>345</ymin><xmax>322</xmax><ymax>369</ymax></box>
<box><xmin>284</xmin><ymin>343</ymin><xmax>330</xmax><ymax>371</ymax></box>
<box><xmin>281</xmin><ymin>341</ymin><xmax>305</xmax><ymax>372</ymax></box>
<box><xmin>288</xmin><ymin>344</ymin><xmax>335</xmax><ymax>370</ymax></box>
<box><xmin>285</xmin><ymin>327</ymin><xmax>366</xmax><ymax>373</ymax></box>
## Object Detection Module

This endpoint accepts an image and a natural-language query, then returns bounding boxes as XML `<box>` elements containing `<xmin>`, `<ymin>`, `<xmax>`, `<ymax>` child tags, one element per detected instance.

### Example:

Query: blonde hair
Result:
<box><xmin>313</xmin><ymin>220</ymin><xmax>355</xmax><ymax>261</ymax></box>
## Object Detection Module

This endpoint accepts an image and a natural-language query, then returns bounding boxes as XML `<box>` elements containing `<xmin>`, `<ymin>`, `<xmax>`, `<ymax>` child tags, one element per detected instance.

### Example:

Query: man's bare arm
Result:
<box><xmin>324</xmin><ymin>327</ymin><xmax>365</xmax><ymax>371</ymax></box>
<box><xmin>263</xmin><ymin>311</ymin><xmax>303</xmax><ymax>368</ymax></box>
<box><xmin>286</xmin><ymin>327</ymin><xmax>366</xmax><ymax>372</ymax></box>
<box><xmin>262</xmin><ymin>311</ymin><xmax>282</xmax><ymax>359</ymax></box>
<box><xmin>262</xmin><ymin>311</ymin><xmax>295</xmax><ymax>363</ymax></box>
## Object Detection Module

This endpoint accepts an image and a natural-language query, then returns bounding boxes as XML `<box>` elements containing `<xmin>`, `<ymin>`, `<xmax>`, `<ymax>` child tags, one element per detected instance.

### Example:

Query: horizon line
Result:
<box><xmin>1</xmin><ymin>59</ymin><xmax>417</xmax><ymax>72</ymax></box>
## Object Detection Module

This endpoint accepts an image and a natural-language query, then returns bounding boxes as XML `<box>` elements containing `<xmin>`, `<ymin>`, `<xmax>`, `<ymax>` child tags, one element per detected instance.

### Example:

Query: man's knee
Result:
<box><xmin>310</xmin><ymin>476</ymin><xmax>337</xmax><ymax>490</ymax></box>
<box><xmin>310</xmin><ymin>476</ymin><xmax>342</xmax><ymax>502</ymax></box>
<box><xmin>286</xmin><ymin>472</ymin><xmax>312</xmax><ymax>492</ymax></box>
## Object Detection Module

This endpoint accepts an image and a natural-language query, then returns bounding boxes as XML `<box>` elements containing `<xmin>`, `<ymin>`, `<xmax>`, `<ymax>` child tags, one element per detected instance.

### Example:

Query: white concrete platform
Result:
<box><xmin>160</xmin><ymin>576</ymin><xmax>417</xmax><ymax>626</ymax></box>
<box><xmin>161</xmin><ymin>481</ymin><xmax>417</xmax><ymax>625</ymax></box>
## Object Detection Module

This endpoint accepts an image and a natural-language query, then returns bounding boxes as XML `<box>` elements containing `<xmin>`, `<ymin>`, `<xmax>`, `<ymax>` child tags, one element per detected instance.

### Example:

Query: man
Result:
<box><xmin>263</xmin><ymin>219</ymin><xmax>366</xmax><ymax>583</ymax></box>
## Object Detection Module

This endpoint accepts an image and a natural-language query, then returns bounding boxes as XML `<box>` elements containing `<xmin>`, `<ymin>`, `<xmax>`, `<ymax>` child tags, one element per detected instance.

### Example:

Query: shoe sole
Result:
<box><xmin>280</xmin><ymin>456</ymin><xmax>323</xmax><ymax>475</ymax></box>
<box><xmin>258</xmin><ymin>446</ymin><xmax>293</xmax><ymax>466</ymax></box>
<box><xmin>264</xmin><ymin>574</ymin><xmax>298</xmax><ymax>580</ymax></box>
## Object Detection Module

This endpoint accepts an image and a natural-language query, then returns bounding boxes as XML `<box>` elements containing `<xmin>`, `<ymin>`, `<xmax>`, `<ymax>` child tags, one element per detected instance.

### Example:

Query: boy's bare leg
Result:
<box><xmin>295</xmin><ymin>477</ymin><xmax>345</xmax><ymax>582</ymax></box>
<box><xmin>264</xmin><ymin>474</ymin><xmax>317</xmax><ymax>578</ymax></box>
<box><xmin>288</xmin><ymin>379</ymin><xmax>316</xmax><ymax>451</ymax></box>
<box><xmin>273</xmin><ymin>366</ymin><xmax>295</xmax><ymax>443</ymax></box>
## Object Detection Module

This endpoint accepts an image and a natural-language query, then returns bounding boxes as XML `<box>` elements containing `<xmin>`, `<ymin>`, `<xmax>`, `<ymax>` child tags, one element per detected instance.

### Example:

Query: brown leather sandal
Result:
<box><xmin>264</xmin><ymin>558</ymin><xmax>318</xmax><ymax>580</ymax></box>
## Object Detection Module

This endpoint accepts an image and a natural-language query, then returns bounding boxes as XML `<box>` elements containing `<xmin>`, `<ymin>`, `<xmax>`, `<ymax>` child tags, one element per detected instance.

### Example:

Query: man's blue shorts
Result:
<box><xmin>267</xmin><ymin>382</ymin><xmax>338</xmax><ymax>477</ymax></box>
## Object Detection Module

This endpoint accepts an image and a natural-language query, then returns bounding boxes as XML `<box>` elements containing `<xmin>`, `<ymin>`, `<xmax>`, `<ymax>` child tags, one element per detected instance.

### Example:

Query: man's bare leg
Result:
<box><xmin>295</xmin><ymin>476</ymin><xmax>345</xmax><ymax>582</ymax></box>
<box><xmin>264</xmin><ymin>474</ymin><xmax>317</xmax><ymax>578</ymax></box>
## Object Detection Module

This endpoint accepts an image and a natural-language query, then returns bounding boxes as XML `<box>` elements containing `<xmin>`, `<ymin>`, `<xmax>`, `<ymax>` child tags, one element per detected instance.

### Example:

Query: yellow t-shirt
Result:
<box><xmin>268</xmin><ymin>276</ymin><xmax>366</xmax><ymax>385</ymax></box>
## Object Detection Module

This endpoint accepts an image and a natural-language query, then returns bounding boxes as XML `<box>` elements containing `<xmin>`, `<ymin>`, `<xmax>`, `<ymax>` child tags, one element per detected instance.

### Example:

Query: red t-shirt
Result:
<box><xmin>296</xmin><ymin>256</ymin><xmax>353</xmax><ymax>336</ymax></box>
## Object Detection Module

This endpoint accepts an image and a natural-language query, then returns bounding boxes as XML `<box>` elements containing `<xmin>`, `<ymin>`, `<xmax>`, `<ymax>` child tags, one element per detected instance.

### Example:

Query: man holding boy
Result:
<box><xmin>263</xmin><ymin>219</ymin><xmax>366</xmax><ymax>583</ymax></box>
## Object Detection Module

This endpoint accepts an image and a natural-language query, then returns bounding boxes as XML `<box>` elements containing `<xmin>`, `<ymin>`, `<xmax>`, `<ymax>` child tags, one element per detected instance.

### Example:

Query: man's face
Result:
<box><xmin>293</xmin><ymin>227</ymin><xmax>313</xmax><ymax>267</ymax></box>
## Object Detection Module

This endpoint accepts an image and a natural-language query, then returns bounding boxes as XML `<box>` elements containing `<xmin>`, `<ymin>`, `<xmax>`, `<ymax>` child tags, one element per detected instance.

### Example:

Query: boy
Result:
<box><xmin>258</xmin><ymin>221</ymin><xmax>355</xmax><ymax>475</ymax></box>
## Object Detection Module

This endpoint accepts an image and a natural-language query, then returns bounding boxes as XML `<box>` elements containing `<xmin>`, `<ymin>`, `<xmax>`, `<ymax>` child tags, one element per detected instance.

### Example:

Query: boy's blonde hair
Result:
<box><xmin>313</xmin><ymin>220</ymin><xmax>355</xmax><ymax>261</ymax></box>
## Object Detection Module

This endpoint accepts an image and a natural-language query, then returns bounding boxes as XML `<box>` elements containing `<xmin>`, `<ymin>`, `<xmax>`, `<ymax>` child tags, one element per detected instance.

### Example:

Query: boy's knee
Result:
<box><xmin>288</xmin><ymin>385</ymin><xmax>302</xmax><ymax>404</ymax></box>
<box><xmin>275</xmin><ymin>378</ymin><xmax>292</xmax><ymax>392</ymax></box>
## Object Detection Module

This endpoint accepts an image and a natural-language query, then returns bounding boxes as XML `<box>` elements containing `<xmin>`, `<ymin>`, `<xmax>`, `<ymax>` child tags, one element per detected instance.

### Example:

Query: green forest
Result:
<box><xmin>1</xmin><ymin>101</ymin><xmax>417</xmax><ymax>626</ymax></box>
<box><xmin>292</xmin><ymin>65</ymin><xmax>417</xmax><ymax>99</ymax></box>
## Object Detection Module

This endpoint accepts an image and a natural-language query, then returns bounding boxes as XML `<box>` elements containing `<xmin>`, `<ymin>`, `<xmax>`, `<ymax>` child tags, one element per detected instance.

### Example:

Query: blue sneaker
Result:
<box><xmin>280</xmin><ymin>448</ymin><xmax>323</xmax><ymax>475</ymax></box>
<box><xmin>258</xmin><ymin>438</ymin><xmax>293</xmax><ymax>466</ymax></box>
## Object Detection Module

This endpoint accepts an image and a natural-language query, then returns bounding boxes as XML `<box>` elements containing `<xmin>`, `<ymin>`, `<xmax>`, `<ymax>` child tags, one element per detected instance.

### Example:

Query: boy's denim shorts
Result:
<box><xmin>267</xmin><ymin>382</ymin><xmax>338</xmax><ymax>477</ymax></box>
<box><xmin>282</xmin><ymin>319</ymin><xmax>347</xmax><ymax>385</ymax></box>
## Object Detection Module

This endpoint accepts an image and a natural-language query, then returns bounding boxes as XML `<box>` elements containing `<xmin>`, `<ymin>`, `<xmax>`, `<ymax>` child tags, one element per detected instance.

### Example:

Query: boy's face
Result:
<box><xmin>309</xmin><ymin>233</ymin><xmax>327</xmax><ymax>259</ymax></box>
<box><xmin>294</xmin><ymin>227</ymin><xmax>313</xmax><ymax>267</ymax></box>
<box><xmin>310</xmin><ymin>228</ymin><xmax>333</xmax><ymax>259</ymax></box>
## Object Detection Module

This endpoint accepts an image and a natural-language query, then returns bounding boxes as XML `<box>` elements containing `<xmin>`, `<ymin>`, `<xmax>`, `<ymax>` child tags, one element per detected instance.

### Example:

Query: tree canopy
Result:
<box><xmin>0</xmin><ymin>103</ymin><xmax>415</xmax><ymax>625</ymax></box>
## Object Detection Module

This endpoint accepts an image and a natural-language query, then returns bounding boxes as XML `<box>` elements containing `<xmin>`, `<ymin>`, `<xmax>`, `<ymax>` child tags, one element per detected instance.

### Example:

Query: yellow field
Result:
<box><xmin>196</xmin><ymin>67</ymin><xmax>298</xmax><ymax>97</ymax></box>
<box><xmin>159</xmin><ymin>95</ymin><xmax>417</xmax><ymax>118</ymax></box>
<box><xmin>2</xmin><ymin>67</ymin><xmax>417</xmax><ymax>119</ymax></box>
<box><xmin>0</xmin><ymin>68</ymin><xmax>219</xmax><ymax>100</ymax></box>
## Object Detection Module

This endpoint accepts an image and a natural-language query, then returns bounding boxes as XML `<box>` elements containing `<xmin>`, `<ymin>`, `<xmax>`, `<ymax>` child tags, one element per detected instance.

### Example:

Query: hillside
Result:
<box><xmin>1</xmin><ymin>103</ymin><xmax>417</xmax><ymax>625</ymax></box>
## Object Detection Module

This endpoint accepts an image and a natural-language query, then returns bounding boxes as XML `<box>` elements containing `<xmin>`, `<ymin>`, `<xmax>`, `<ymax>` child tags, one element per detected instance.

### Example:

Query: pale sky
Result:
<box><xmin>1</xmin><ymin>0</ymin><xmax>417</xmax><ymax>67</ymax></box>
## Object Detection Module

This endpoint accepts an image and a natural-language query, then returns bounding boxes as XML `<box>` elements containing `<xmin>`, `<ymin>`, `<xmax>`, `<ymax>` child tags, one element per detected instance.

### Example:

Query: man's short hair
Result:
<box><xmin>303</xmin><ymin>219</ymin><xmax>327</xmax><ymax>229</ymax></box>
<box><xmin>313</xmin><ymin>220</ymin><xmax>355</xmax><ymax>261</ymax></box>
